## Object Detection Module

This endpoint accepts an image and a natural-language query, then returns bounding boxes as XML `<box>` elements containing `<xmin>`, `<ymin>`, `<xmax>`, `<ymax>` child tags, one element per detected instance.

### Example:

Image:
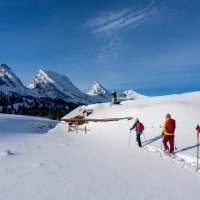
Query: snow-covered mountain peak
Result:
<box><xmin>0</xmin><ymin>64</ymin><xmax>26</xmax><ymax>95</ymax></box>
<box><xmin>38</xmin><ymin>69</ymin><xmax>54</xmax><ymax>83</ymax></box>
<box><xmin>87</xmin><ymin>81</ymin><xmax>110</xmax><ymax>97</ymax></box>
<box><xmin>28</xmin><ymin>69</ymin><xmax>58</xmax><ymax>89</ymax></box>
<box><xmin>29</xmin><ymin>69</ymin><xmax>78</xmax><ymax>89</ymax></box>
<box><xmin>28</xmin><ymin>69</ymin><xmax>91</xmax><ymax>104</ymax></box>
<box><xmin>0</xmin><ymin>64</ymin><xmax>11</xmax><ymax>71</ymax></box>
<box><xmin>0</xmin><ymin>64</ymin><xmax>14</xmax><ymax>78</ymax></box>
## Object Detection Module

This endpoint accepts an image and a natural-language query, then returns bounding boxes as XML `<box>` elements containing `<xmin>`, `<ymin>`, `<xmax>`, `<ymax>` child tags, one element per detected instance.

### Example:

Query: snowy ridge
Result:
<box><xmin>28</xmin><ymin>69</ymin><xmax>92</xmax><ymax>104</ymax></box>
<box><xmin>0</xmin><ymin>64</ymin><xmax>27</xmax><ymax>95</ymax></box>
<box><xmin>28</xmin><ymin>69</ymin><xmax>55</xmax><ymax>88</ymax></box>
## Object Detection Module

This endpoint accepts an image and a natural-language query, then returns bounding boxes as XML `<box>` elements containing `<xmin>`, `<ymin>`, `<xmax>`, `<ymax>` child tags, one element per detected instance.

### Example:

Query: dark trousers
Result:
<box><xmin>163</xmin><ymin>135</ymin><xmax>174</xmax><ymax>153</ymax></box>
<box><xmin>136</xmin><ymin>134</ymin><xmax>142</xmax><ymax>147</ymax></box>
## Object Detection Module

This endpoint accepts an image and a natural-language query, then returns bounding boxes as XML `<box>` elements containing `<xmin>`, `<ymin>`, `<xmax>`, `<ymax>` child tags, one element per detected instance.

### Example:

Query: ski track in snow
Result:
<box><xmin>145</xmin><ymin>145</ymin><xmax>200</xmax><ymax>172</ymax></box>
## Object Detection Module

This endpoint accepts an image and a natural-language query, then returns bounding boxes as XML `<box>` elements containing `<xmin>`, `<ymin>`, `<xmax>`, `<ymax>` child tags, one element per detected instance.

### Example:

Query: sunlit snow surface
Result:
<box><xmin>1</xmin><ymin>91</ymin><xmax>200</xmax><ymax>200</ymax></box>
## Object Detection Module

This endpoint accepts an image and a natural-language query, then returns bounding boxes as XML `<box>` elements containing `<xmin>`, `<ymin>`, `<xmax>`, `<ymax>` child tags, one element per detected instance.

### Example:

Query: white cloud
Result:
<box><xmin>87</xmin><ymin>3</ymin><xmax>161</xmax><ymax>37</ymax></box>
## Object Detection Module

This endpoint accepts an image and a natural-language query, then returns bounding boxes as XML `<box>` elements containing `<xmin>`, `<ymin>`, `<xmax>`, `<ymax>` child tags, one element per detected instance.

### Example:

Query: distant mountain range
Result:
<box><xmin>87</xmin><ymin>81</ymin><xmax>145</xmax><ymax>100</ymax></box>
<box><xmin>118</xmin><ymin>89</ymin><xmax>146</xmax><ymax>100</ymax></box>
<box><xmin>28</xmin><ymin>69</ymin><xmax>94</xmax><ymax>104</ymax></box>
<box><xmin>0</xmin><ymin>64</ymin><xmax>145</xmax><ymax>119</ymax></box>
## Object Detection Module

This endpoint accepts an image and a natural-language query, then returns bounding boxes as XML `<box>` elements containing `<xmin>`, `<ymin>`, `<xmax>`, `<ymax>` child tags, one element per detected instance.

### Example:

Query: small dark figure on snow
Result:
<box><xmin>162</xmin><ymin>114</ymin><xmax>176</xmax><ymax>153</ymax></box>
<box><xmin>130</xmin><ymin>118</ymin><xmax>144</xmax><ymax>147</ymax></box>
<box><xmin>196</xmin><ymin>124</ymin><xmax>200</xmax><ymax>134</ymax></box>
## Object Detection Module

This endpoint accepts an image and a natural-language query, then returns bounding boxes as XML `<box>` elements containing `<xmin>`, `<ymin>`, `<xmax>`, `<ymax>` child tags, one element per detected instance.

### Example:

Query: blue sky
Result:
<box><xmin>0</xmin><ymin>0</ymin><xmax>200</xmax><ymax>96</ymax></box>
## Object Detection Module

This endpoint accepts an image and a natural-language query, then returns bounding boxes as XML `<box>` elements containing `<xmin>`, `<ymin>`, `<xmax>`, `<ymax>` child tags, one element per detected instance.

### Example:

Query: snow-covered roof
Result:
<box><xmin>62</xmin><ymin>105</ymin><xmax>88</xmax><ymax>119</ymax></box>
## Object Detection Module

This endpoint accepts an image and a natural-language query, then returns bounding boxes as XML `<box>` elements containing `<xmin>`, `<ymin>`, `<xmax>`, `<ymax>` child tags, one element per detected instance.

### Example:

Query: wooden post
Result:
<box><xmin>85</xmin><ymin>125</ymin><xmax>87</xmax><ymax>134</ymax></box>
<box><xmin>197</xmin><ymin>133</ymin><xmax>199</xmax><ymax>172</ymax></box>
<box><xmin>196</xmin><ymin>125</ymin><xmax>200</xmax><ymax>172</ymax></box>
<box><xmin>112</xmin><ymin>91</ymin><xmax>117</xmax><ymax>104</ymax></box>
<box><xmin>128</xmin><ymin>130</ymin><xmax>131</xmax><ymax>146</ymax></box>
<box><xmin>67</xmin><ymin>123</ymin><xmax>70</xmax><ymax>134</ymax></box>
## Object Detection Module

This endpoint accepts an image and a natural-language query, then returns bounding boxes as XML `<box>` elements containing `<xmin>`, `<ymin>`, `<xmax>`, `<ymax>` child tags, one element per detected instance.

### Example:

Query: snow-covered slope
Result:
<box><xmin>28</xmin><ymin>69</ymin><xmax>93</xmax><ymax>104</ymax></box>
<box><xmin>87</xmin><ymin>81</ymin><xmax>111</xmax><ymax>99</ymax></box>
<box><xmin>1</xmin><ymin>91</ymin><xmax>200</xmax><ymax>200</ymax></box>
<box><xmin>0</xmin><ymin>64</ymin><xmax>27</xmax><ymax>95</ymax></box>
<box><xmin>64</xmin><ymin>91</ymin><xmax>200</xmax><ymax>167</ymax></box>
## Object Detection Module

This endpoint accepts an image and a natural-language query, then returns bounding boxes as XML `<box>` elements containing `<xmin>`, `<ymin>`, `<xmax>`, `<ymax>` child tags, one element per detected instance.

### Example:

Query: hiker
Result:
<box><xmin>130</xmin><ymin>118</ymin><xmax>144</xmax><ymax>147</ymax></box>
<box><xmin>162</xmin><ymin>114</ymin><xmax>176</xmax><ymax>153</ymax></box>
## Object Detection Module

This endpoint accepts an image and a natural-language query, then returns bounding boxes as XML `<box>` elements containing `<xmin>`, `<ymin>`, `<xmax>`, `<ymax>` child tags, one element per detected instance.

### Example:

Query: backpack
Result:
<box><xmin>165</xmin><ymin>118</ymin><xmax>176</xmax><ymax>133</ymax></box>
<box><xmin>136</xmin><ymin>122</ymin><xmax>144</xmax><ymax>131</ymax></box>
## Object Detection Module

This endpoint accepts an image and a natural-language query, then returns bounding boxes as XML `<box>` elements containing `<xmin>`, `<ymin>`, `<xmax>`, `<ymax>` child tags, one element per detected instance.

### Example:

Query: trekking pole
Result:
<box><xmin>128</xmin><ymin>129</ymin><xmax>132</xmax><ymax>146</ymax></box>
<box><xmin>196</xmin><ymin>131</ymin><xmax>200</xmax><ymax>172</ymax></box>
<box><xmin>142</xmin><ymin>132</ymin><xmax>147</xmax><ymax>141</ymax></box>
<box><xmin>174</xmin><ymin>138</ymin><xmax>177</xmax><ymax>151</ymax></box>
<box><xmin>160</xmin><ymin>133</ymin><xmax>164</xmax><ymax>157</ymax></box>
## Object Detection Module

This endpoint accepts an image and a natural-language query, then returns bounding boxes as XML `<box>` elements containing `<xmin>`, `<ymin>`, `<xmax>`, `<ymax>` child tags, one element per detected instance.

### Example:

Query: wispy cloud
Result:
<box><xmin>96</xmin><ymin>35</ymin><xmax>120</xmax><ymax>62</ymax></box>
<box><xmin>87</xmin><ymin>2</ymin><xmax>161</xmax><ymax>37</ymax></box>
<box><xmin>86</xmin><ymin>2</ymin><xmax>165</xmax><ymax>63</ymax></box>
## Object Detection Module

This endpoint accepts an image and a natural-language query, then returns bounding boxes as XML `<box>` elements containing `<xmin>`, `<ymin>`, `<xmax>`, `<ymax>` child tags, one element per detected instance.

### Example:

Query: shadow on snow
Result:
<box><xmin>142</xmin><ymin>134</ymin><xmax>200</xmax><ymax>154</ymax></box>
<box><xmin>175</xmin><ymin>144</ymin><xmax>200</xmax><ymax>153</ymax></box>
<box><xmin>142</xmin><ymin>134</ymin><xmax>163</xmax><ymax>146</ymax></box>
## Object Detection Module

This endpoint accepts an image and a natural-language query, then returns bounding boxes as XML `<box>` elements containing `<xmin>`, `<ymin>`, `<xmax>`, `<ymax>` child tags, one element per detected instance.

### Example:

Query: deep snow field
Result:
<box><xmin>1</xmin><ymin>92</ymin><xmax>200</xmax><ymax>200</ymax></box>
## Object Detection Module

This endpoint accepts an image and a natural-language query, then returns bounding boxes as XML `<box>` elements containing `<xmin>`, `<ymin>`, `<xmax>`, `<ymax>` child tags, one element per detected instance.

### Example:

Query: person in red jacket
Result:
<box><xmin>130</xmin><ymin>118</ymin><xmax>144</xmax><ymax>147</ymax></box>
<box><xmin>162</xmin><ymin>114</ymin><xmax>176</xmax><ymax>153</ymax></box>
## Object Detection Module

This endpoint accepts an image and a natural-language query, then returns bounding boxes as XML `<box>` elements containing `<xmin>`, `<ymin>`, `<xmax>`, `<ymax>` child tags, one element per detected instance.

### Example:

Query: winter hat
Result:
<box><xmin>166</xmin><ymin>113</ymin><xmax>171</xmax><ymax>119</ymax></box>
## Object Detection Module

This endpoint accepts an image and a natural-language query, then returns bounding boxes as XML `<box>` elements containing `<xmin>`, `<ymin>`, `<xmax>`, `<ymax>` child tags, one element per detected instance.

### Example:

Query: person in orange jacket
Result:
<box><xmin>162</xmin><ymin>114</ymin><xmax>176</xmax><ymax>153</ymax></box>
